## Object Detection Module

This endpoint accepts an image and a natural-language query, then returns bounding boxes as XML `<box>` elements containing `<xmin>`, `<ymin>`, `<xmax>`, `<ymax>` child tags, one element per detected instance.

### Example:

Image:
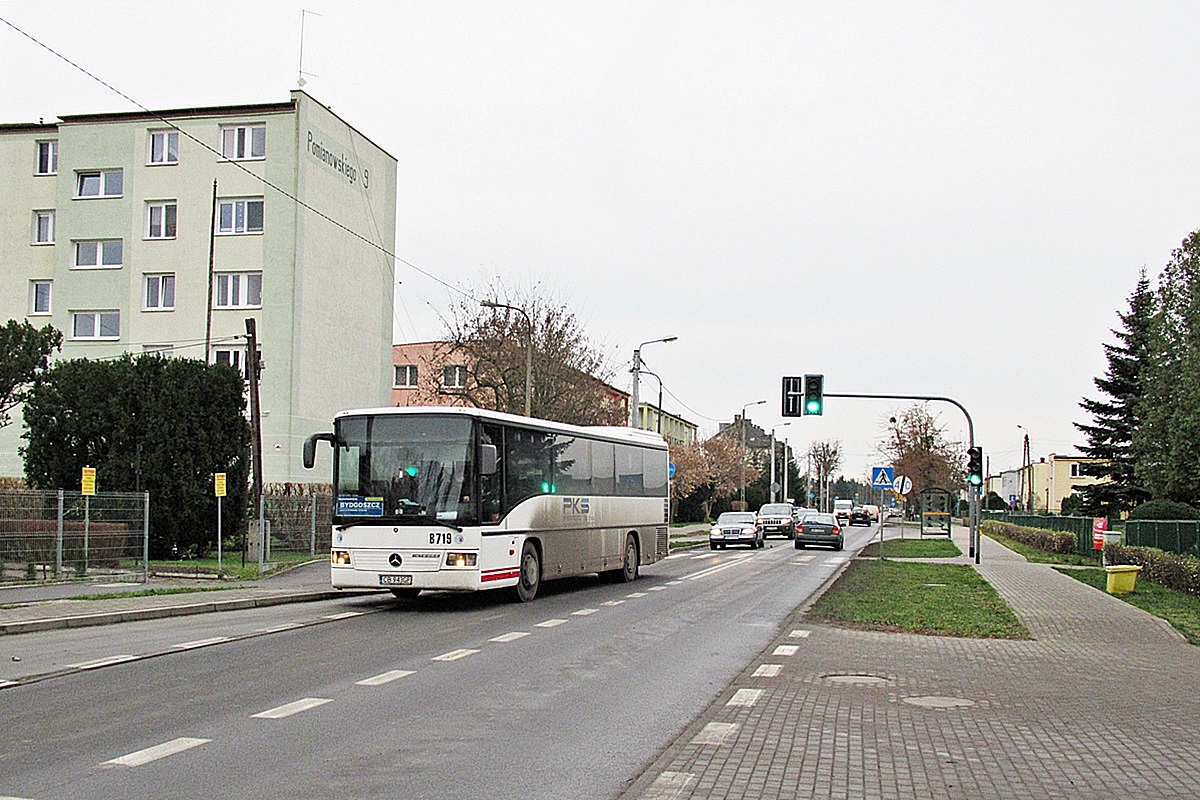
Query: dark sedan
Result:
<box><xmin>794</xmin><ymin>513</ymin><xmax>844</xmax><ymax>550</ymax></box>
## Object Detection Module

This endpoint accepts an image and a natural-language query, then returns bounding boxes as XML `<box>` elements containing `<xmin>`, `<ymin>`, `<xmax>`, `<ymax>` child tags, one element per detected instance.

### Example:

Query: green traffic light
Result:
<box><xmin>805</xmin><ymin>399</ymin><xmax>822</xmax><ymax>414</ymax></box>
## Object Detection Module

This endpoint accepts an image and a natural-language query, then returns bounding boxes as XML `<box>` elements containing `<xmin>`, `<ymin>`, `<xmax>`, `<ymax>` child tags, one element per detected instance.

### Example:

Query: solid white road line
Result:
<box><xmin>323</xmin><ymin>611</ymin><xmax>364</xmax><ymax>620</ymax></box>
<box><xmin>252</xmin><ymin>698</ymin><xmax>332</xmax><ymax>719</ymax></box>
<box><xmin>101</xmin><ymin>737</ymin><xmax>210</xmax><ymax>767</ymax></box>
<box><xmin>356</xmin><ymin>670</ymin><xmax>416</xmax><ymax>686</ymax></box>
<box><xmin>172</xmin><ymin>637</ymin><xmax>231</xmax><ymax>650</ymax></box>
<box><xmin>69</xmin><ymin>655</ymin><xmax>138</xmax><ymax>670</ymax></box>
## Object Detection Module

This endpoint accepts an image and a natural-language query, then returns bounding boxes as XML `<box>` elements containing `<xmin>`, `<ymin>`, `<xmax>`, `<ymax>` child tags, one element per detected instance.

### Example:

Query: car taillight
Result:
<box><xmin>833</xmin><ymin>525</ymin><xmax>842</xmax><ymax>535</ymax></box>
<box><xmin>796</xmin><ymin>524</ymin><xmax>804</xmax><ymax>534</ymax></box>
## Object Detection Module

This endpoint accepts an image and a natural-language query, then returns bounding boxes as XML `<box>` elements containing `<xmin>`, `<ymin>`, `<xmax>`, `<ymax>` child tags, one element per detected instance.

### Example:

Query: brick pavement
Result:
<box><xmin>621</xmin><ymin>527</ymin><xmax>1200</xmax><ymax>800</ymax></box>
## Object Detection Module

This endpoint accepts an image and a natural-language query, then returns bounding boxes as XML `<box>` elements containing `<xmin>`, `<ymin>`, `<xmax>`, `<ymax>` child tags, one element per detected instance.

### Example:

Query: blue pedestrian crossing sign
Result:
<box><xmin>871</xmin><ymin>467</ymin><xmax>895</xmax><ymax>489</ymax></box>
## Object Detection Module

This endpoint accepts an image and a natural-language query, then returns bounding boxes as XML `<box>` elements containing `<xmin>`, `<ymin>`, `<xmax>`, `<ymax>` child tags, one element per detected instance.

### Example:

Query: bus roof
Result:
<box><xmin>332</xmin><ymin>406</ymin><xmax>669</xmax><ymax>449</ymax></box>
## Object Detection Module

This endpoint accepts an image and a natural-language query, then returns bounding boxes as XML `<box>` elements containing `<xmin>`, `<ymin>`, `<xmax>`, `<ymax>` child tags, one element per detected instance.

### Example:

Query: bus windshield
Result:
<box><xmin>333</xmin><ymin>414</ymin><xmax>477</xmax><ymax>526</ymax></box>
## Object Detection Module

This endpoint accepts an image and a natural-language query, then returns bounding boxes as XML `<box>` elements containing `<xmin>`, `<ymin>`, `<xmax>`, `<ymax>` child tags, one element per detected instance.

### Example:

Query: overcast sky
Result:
<box><xmin>4</xmin><ymin>2</ymin><xmax>1198</xmax><ymax>480</ymax></box>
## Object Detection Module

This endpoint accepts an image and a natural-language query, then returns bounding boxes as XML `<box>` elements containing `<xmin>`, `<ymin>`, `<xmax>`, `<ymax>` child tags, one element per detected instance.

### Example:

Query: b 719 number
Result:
<box><xmin>430</xmin><ymin>531</ymin><xmax>452</xmax><ymax>545</ymax></box>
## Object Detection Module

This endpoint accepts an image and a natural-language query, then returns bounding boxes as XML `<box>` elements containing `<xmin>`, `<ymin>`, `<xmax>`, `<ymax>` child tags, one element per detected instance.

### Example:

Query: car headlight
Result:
<box><xmin>444</xmin><ymin>552</ymin><xmax>478</xmax><ymax>568</ymax></box>
<box><xmin>331</xmin><ymin>550</ymin><xmax>351</xmax><ymax>565</ymax></box>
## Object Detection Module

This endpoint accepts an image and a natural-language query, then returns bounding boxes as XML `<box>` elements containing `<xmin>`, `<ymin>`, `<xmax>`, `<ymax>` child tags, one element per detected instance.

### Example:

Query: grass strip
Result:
<box><xmin>859</xmin><ymin>538</ymin><xmax>961</xmax><ymax>559</ymax></box>
<box><xmin>983</xmin><ymin>532</ymin><xmax>1100</xmax><ymax>566</ymax></box>
<box><xmin>808</xmin><ymin>559</ymin><xmax>1029</xmax><ymax>639</ymax></box>
<box><xmin>1055</xmin><ymin>567</ymin><xmax>1200</xmax><ymax>646</ymax></box>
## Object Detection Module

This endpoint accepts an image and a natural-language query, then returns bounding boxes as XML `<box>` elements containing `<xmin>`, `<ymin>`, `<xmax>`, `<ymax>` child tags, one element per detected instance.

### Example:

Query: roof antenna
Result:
<box><xmin>298</xmin><ymin>9</ymin><xmax>322</xmax><ymax>88</ymax></box>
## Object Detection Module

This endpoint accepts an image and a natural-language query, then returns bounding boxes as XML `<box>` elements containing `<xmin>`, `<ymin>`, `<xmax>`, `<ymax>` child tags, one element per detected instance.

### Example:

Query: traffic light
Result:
<box><xmin>803</xmin><ymin>374</ymin><xmax>824</xmax><ymax>416</ymax></box>
<box><xmin>966</xmin><ymin>446</ymin><xmax>983</xmax><ymax>487</ymax></box>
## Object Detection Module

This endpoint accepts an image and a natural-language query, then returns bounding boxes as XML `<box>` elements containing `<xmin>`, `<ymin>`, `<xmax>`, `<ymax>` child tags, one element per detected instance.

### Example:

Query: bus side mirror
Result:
<box><xmin>304</xmin><ymin>432</ymin><xmax>337</xmax><ymax>469</ymax></box>
<box><xmin>479</xmin><ymin>443</ymin><xmax>498</xmax><ymax>476</ymax></box>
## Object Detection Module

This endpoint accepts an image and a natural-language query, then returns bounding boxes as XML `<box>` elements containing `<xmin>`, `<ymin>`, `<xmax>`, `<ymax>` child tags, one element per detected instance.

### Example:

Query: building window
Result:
<box><xmin>217</xmin><ymin>198</ymin><xmax>264</xmax><ymax>234</ymax></box>
<box><xmin>212</xmin><ymin>347</ymin><xmax>248</xmax><ymax>377</ymax></box>
<box><xmin>395</xmin><ymin>364</ymin><xmax>418</xmax><ymax>388</ymax></box>
<box><xmin>148</xmin><ymin>130</ymin><xmax>179</xmax><ymax>165</ymax></box>
<box><xmin>442</xmin><ymin>365</ymin><xmax>467</xmax><ymax>389</ymax></box>
<box><xmin>29</xmin><ymin>281</ymin><xmax>52</xmax><ymax>315</ymax></box>
<box><xmin>1070</xmin><ymin>463</ymin><xmax>1084</xmax><ymax>478</ymax></box>
<box><xmin>36</xmin><ymin>140</ymin><xmax>58</xmax><ymax>175</ymax></box>
<box><xmin>220</xmin><ymin>124</ymin><xmax>266</xmax><ymax>160</ymax></box>
<box><xmin>71</xmin><ymin>310</ymin><xmax>120</xmax><ymax>340</ymax></box>
<box><xmin>76</xmin><ymin>169</ymin><xmax>123</xmax><ymax>198</ymax></box>
<box><xmin>145</xmin><ymin>273</ymin><xmax>176</xmax><ymax>310</ymax></box>
<box><xmin>146</xmin><ymin>201</ymin><xmax>178</xmax><ymax>239</ymax></box>
<box><xmin>214</xmin><ymin>272</ymin><xmax>262</xmax><ymax>309</ymax></box>
<box><xmin>75</xmin><ymin>239</ymin><xmax>123</xmax><ymax>268</ymax></box>
<box><xmin>33</xmin><ymin>210</ymin><xmax>55</xmax><ymax>244</ymax></box>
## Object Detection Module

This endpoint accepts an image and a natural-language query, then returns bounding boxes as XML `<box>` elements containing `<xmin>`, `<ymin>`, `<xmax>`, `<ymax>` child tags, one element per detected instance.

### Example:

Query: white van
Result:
<box><xmin>833</xmin><ymin>499</ymin><xmax>853</xmax><ymax>524</ymax></box>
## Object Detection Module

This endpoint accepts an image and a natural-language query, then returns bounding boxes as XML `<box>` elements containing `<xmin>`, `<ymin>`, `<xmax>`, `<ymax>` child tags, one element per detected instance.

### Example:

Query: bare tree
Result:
<box><xmin>671</xmin><ymin>436</ymin><xmax>762</xmax><ymax>521</ymax></box>
<box><xmin>438</xmin><ymin>282</ymin><xmax>625</xmax><ymax>426</ymax></box>
<box><xmin>877</xmin><ymin>403</ymin><xmax>964</xmax><ymax>497</ymax></box>
<box><xmin>807</xmin><ymin>440</ymin><xmax>842</xmax><ymax>512</ymax></box>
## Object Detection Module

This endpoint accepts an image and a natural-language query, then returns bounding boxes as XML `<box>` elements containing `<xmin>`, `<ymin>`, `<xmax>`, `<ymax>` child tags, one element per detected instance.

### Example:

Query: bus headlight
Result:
<box><xmin>444</xmin><ymin>552</ymin><xmax>478</xmax><ymax>568</ymax></box>
<box><xmin>331</xmin><ymin>550</ymin><xmax>351</xmax><ymax>566</ymax></box>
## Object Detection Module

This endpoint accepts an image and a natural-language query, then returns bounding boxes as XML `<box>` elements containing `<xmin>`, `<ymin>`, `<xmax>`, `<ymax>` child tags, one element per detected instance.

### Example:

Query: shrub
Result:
<box><xmin>981</xmin><ymin>520</ymin><xmax>1077</xmax><ymax>555</ymax></box>
<box><xmin>1105</xmin><ymin>544</ymin><xmax>1200</xmax><ymax>598</ymax></box>
<box><xmin>1127</xmin><ymin>499</ymin><xmax>1200</xmax><ymax>520</ymax></box>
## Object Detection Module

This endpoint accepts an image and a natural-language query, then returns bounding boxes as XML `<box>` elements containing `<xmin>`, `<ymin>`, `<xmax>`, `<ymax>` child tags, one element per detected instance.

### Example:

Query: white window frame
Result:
<box><xmin>394</xmin><ymin>364</ymin><xmax>418</xmax><ymax>388</ymax></box>
<box><xmin>213</xmin><ymin>272</ymin><xmax>263</xmax><ymax>309</ymax></box>
<box><xmin>74</xmin><ymin>239</ymin><xmax>123</xmax><ymax>269</ymax></box>
<box><xmin>33</xmin><ymin>210</ymin><xmax>55</xmax><ymax>245</ymax></box>
<box><xmin>144</xmin><ymin>273</ymin><xmax>176</xmax><ymax>311</ymax></box>
<box><xmin>1070</xmin><ymin>463</ymin><xmax>1084</xmax><ymax>478</ymax></box>
<box><xmin>29</xmin><ymin>280</ymin><xmax>52</xmax><ymax>315</ymax></box>
<box><xmin>36</xmin><ymin>140</ymin><xmax>58</xmax><ymax>175</ymax></box>
<box><xmin>212</xmin><ymin>346</ymin><xmax>248</xmax><ymax>378</ymax></box>
<box><xmin>76</xmin><ymin>169</ymin><xmax>123</xmax><ymax>198</ymax></box>
<box><xmin>220</xmin><ymin>124</ymin><xmax>266</xmax><ymax>160</ymax></box>
<box><xmin>148</xmin><ymin>130</ymin><xmax>179</xmax><ymax>165</ymax></box>
<box><xmin>442</xmin><ymin>365</ymin><xmax>467</xmax><ymax>389</ymax></box>
<box><xmin>146</xmin><ymin>201</ymin><xmax>178</xmax><ymax>239</ymax></box>
<box><xmin>71</xmin><ymin>310</ymin><xmax>120</xmax><ymax>340</ymax></box>
<box><xmin>217</xmin><ymin>198</ymin><xmax>264</xmax><ymax>235</ymax></box>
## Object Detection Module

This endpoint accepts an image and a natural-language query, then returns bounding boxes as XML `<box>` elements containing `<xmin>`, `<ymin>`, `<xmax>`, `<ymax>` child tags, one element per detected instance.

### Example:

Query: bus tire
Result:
<box><xmin>389</xmin><ymin>588</ymin><xmax>421</xmax><ymax>599</ymax></box>
<box><xmin>604</xmin><ymin>533</ymin><xmax>639</xmax><ymax>583</ymax></box>
<box><xmin>514</xmin><ymin>540</ymin><xmax>541</xmax><ymax>602</ymax></box>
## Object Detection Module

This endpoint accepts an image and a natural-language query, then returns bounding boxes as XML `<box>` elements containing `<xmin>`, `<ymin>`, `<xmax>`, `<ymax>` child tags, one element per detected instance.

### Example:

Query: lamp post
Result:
<box><xmin>481</xmin><ymin>300</ymin><xmax>533</xmax><ymax>417</ymax></box>
<box><xmin>630</xmin><ymin>336</ymin><xmax>677</xmax><ymax>428</ymax></box>
<box><xmin>639</xmin><ymin>368</ymin><xmax>665</xmax><ymax>434</ymax></box>
<box><xmin>739</xmin><ymin>400</ymin><xmax>767</xmax><ymax>507</ymax></box>
<box><xmin>770</xmin><ymin>423</ymin><xmax>791</xmax><ymax>503</ymax></box>
<box><xmin>1017</xmin><ymin>424</ymin><xmax>1031</xmax><ymax>512</ymax></box>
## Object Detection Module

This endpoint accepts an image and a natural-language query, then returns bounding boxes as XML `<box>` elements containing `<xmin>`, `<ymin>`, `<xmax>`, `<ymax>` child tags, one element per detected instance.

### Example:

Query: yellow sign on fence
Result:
<box><xmin>214</xmin><ymin>472</ymin><xmax>227</xmax><ymax>498</ymax></box>
<box><xmin>81</xmin><ymin>467</ymin><xmax>97</xmax><ymax>496</ymax></box>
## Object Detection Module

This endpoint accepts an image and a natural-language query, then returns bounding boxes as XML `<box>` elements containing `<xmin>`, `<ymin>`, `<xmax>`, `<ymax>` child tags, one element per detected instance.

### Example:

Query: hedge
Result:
<box><xmin>1104</xmin><ymin>544</ymin><xmax>1200</xmax><ymax>599</ymax></box>
<box><xmin>981</xmin><ymin>520</ymin><xmax>1077</xmax><ymax>555</ymax></box>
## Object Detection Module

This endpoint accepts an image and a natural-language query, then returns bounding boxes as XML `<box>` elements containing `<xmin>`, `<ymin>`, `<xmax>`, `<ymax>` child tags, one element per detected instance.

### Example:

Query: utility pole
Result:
<box><xmin>245</xmin><ymin>318</ymin><xmax>264</xmax><ymax>568</ymax></box>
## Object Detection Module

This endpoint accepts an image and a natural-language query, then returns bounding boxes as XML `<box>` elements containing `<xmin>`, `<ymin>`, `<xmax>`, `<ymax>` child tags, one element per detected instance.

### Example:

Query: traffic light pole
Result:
<box><xmin>822</xmin><ymin>392</ymin><xmax>981</xmax><ymax>563</ymax></box>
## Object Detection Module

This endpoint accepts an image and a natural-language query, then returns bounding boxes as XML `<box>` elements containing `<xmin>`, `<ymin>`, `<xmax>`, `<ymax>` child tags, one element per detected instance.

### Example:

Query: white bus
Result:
<box><xmin>303</xmin><ymin>406</ymin><xmax>670</xmax><ymax>601</ymax></box>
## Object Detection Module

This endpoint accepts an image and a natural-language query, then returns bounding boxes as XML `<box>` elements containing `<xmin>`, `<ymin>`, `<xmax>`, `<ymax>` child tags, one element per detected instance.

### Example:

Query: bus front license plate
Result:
<box><xmin>379</xmin><ymin>574</ymin><xmax>413</xmax><ymax>586</ymax></box>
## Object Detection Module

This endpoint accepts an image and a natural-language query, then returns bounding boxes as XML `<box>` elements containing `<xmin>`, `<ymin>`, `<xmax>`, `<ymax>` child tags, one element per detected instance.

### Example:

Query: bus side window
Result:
<box><xmin>480</xmin><ymin>424</ymin><xmax>503</xmax><ymax>523</ymax></box>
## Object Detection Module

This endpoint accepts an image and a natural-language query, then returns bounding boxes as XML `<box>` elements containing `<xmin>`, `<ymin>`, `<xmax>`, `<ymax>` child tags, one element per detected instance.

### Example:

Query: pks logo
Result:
<box><xmin>563</xmin><ymin>497</ymin><xmax>590</xmax><ymax>515</ymax></box>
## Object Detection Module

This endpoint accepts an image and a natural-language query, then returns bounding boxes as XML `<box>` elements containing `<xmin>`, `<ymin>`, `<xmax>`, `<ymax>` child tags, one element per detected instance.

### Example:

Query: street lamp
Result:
<box><xmin>739</xmin><ymin>399</ymin><xmax>767</xmax><ymax>506</ymax></box>
<box><xmin>639</xmin><ymin>368</ymin><xmax>665</xmax><ymax>434</ymax></box>
<box><xmin>770</xmin><ymin>423</ymin><xmax>792</xmax><ymax>503</ymax></box>
<box><xmin>630</xmin><ymin>336</ymin><xmax>677</xmax><ymax>428</ymax></box>
<box><xmin>481</xmin><ymin>300</ymin><xmax>533</xmax><ymax>417</ymax></box>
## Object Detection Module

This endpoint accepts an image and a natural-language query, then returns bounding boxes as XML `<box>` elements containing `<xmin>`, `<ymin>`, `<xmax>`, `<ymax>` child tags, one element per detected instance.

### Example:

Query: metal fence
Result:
<box><xmin>1124</xmin><ymin>521</ymin><xmax>1200</xmax><ymax>558</ymax></box>
<box><xmin>0</xmin><ymin>489</ymin><xmax>149</xmax><ymax>584</ymax></box>
<box><xmin>261</xmin><ymin>492</ymin><xmax>333</xmax><ymax>556</ymax></box>
<box><xmin>981</xmin><ymin>511</ymin><xmax>1102</xmax><ymax>555</ymax></box>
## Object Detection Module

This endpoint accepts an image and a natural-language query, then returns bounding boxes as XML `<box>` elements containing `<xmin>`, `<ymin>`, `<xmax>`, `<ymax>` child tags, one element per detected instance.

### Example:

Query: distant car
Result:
<box><xmin>793</xmin><ymin>506</ymin><xmax>818</xmax><ymax>522</ymax></box>
<box><xmin>832</xmin><ymin>499</ymin><xmax>853</xmax><ymax>525</ymax></box>
<box><xmin>757</xmin><ymin>503</ymin><xmax>796</xmax><ymax>538</ymax></box>
<box><xmin>710</xmin><ymin>511</ymin><xmax>764</xmax><ymax>550</ymax></box>
<box><xmin>795</xmin><ymin>512</ymin><xmax>844</xmax><ymax>550</ymax></box>
<box><xmin>862</xmin><ymin>504</ymin><xmax>880</xmax><ymax>522</ymax></box>
<box><xmin>849</xmin><ymin>507</ymin><xmax>871</xmax><ymax>526</ymax></box>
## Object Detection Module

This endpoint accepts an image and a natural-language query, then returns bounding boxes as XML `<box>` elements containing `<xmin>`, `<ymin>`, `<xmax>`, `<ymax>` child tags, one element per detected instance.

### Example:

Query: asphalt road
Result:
<box><xmin>1</xmin><ymin>526</ymin><xmax>878</xmax><ymax>800</ymax></box>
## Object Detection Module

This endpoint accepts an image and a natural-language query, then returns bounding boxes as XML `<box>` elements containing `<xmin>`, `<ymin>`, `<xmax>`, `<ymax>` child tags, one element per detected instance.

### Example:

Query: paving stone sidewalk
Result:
<box><xmin>621</xmin><ymin>527</ymin><xmax>1200</xmax><ymax>800</ymax></box>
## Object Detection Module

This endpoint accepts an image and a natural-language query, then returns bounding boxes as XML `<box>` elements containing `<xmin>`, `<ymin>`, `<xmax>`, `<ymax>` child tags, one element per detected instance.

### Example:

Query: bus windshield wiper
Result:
<box><xmin>396</xmin><ymin>514</ymin><xmax>463</xmax><ymax>533</ymax></box>
<box><xmin>335</xmin><ymin>515</ymin><xmax>463</xmax><ymax>532</ymax></box>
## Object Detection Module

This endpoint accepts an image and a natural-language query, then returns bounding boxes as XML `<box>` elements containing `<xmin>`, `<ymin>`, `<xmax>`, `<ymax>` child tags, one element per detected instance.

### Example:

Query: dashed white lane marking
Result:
<box><xmin>691</xmin><ymin>722</ymin><xmax>739</xmax><ymax>745</ymax></box>
<box><xmin>626</xmin><ymin>592</ymin><xmax>649</xmax><ymax>598</ymax></box>
<box><xmin>753</xmin><ymin>664</ymin><xmax>782</xmax><ymax>677</ymax></box>
<box><xmin>641</xmin><ymin>770</ymin><xmax>697</xmax><ymax>799</ymax></box>
<box><xmin>0</xmin><ymin>795</ymin><xmax>36</xmax><ymax>799</ymax></box>
<box><xmin>0</xmin><ymin>680</ymin><xmax>16</xmax><ymax>689</ymax></box>
<box><xmin>173</xmin><ymin>636</ymin><xmax>231</xmax><ymax>650</ymax></box>
<box><xmin>684</xmin><ymin>558</ymin><xmax>753</xmax><ymax>581</ymax></box>
<box><xmin>572</xmin><ymin>608</ymin><xmax>598</xmax><ymax>616</ymax></box>
<box><xmin>69</xmin><ymin>655</ymin><xmax>138</xmax><ymax>670</ymax></box>
<box><xmin>773</xmin><ymin>645</ymin><xmax>799</xmax><ymax>656</ymax></box>
<box><xmin>536</xmin><ymin>619</ymin><xmax>568</xmax><ymax>628</ymax></box>
<box><xmin>101</xmin><ymin>737</ymin><xmax>210</xmax><ymax>767</ymax></box>
<box><xmin>690</xmin><ymin>553</ymin><xmax>715</xmax><ymax>560</ymax></box>
<box><xmin>323</xmin><ymin>611</ymin><xmax>364</xmax><ymax>620</ymax></box>
<box><xmin>432</xmin><ymin>648</ymin><xmax>480</xmax><ymax>662</ymax></box>
<box><xmin>252</xmin><ymin>698</ymin><xmax>332</xmax><ymax>719</ymax></box>
<box><xmin>666</xmin><ymin>580</ymin><xmax>683</xmax><ymax>585</ymax></box>
<box><xmin>647</xmin><ymin>586</ymin><xmax>666</xmax><ymax>592</ymax></box>
<box><xmin>726</xmin><ymin>688</ymin><xmax>763</xmax><ymax>707</ymax></box>
<box><xmin>356</xmin><ymin>669</ymin><xmax>415</xmax><ymax>686</ymax></box>
<box><xmin>789</xmin><ymin>629</ymin><xmax>812</xmax><ymax>638</ymax></box>
<box><xmin>490</xmin><ymin>631</ymin><xmax>530</xmax><ymax>642</ymax></box>
<box><xmin>601</xmin><ymin>600</ymin><xmax>625</xmax><ymax>607</ymax></box>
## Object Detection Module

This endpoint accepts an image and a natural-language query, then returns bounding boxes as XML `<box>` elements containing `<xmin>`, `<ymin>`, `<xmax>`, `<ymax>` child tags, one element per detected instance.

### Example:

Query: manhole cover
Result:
<box><xmin>902</xmin><ymin>695</ymin><xmax>976</xmax><ymax>709</ymax></box>
<box><xmin>822</xmin><ymin>674</ymin><xmax>892</xmax><ymax>685</ymax></box>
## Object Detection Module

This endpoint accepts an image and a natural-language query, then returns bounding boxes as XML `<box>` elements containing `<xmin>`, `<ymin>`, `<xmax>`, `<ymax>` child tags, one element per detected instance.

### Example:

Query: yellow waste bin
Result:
<box><xmin>1105</xmin><ymin>564</ymin><xmax>1142</xmax><ymax>595</ymax></box>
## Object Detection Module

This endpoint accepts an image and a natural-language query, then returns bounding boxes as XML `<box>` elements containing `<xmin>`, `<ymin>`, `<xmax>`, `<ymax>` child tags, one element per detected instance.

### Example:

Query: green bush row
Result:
<box><xmin>981</xmin><ymin>520</ymin><xmax>1077</xmax><ymax>555</ymax></box>
<box><xmin>1105</xmin><ymin>544</ymin><xmax>1200</xmax><ymax>598</ymax></box>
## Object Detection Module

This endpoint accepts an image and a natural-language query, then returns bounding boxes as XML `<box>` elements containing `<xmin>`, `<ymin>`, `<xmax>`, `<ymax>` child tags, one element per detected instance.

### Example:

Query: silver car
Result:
<box><xmin>710</xmin><ymin>511</ymin><xmax>764</xmax><ymax>550</ymax></box>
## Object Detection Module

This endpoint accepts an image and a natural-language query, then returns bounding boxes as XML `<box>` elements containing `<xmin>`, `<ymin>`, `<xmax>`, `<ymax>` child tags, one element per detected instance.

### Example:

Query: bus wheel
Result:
<box><xmin>514</xmin><ymin>541</ymin><xmax>541</xmax><ymax>602</ymax></box>
<box><xmin>389</xmin><ymin>588</ymin><xmax>420</xmax><ymax>599</ymax></box>
<box><xmin>607</xmin><ymin>534</ymin><xmax>639</xmax><ymax>583</ymax></box>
